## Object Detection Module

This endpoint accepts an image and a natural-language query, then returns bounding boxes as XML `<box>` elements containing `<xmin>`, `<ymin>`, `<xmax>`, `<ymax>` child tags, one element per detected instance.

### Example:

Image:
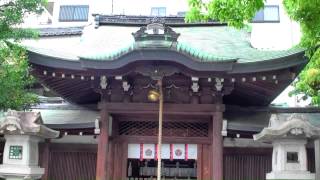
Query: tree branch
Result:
<box><xmin>0</xmin><ymin>1</ymin><xmax>15</xmax><ymax>9</ymax></box>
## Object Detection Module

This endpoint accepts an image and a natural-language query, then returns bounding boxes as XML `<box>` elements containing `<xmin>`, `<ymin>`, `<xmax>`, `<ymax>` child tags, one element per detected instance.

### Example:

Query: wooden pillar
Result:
<box><xmin>315</xmin><ymin>139</ymin><xmax>320</xmax><ymax>180</ymax></box>
<box><xmin>96</xmin><ymin>100</ymin><xmax>110</xmax><ymax>180</ymax></box>
<box><xmin>197</xmin><ymin>144</ymin><xmax>203</xmax><ymax>180</ymax></box>
<box><xmin>212</xmin><ymin>109</ymin><xmax>224</xmax><ymax>180</ymax></box>
<box><xmin>107</xmin><ymin>140</ymin><xmax>114</xmax><ymax>180</ymax></box>
<box><xmin>197</xmin><ymin>144</ymin><xmax>212</xmax><ymax>179</ymax></box>
<box><xmin>121</xmin><ymin>143</ymin><xmax>128</xmax><ymax>179</ymax></box>
<box><xmin>41</xmin><ymin>140</ymin><xmax>50</xmax><ymax>180</ymax></box>
<box><xmin>112</xmin><ymin>142</ymin><xmax>127</xmax><ymax>180</ymax></box>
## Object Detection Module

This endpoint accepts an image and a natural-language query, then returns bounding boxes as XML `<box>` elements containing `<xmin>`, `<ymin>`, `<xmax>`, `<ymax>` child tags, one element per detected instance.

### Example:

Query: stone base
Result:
<box><xmin>267</xmin><ymin>171</ymin><xmax>315</xmax><ymax>180</ymax></box>
<box><xmin>0</xmin><ymin>164</ymin><xmax>44</xmax><ymax>180</ymax></box>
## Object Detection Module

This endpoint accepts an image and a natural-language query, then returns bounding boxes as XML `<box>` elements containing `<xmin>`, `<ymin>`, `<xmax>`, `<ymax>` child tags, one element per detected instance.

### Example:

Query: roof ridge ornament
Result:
<box><xmin>94</xmin><ymin>14</ymin><xmax>223</xmax><ymax>27</ymax></box>
<box><xmin>132</xmin><ymin>22</ymin><xmax>180</xmax><ymax>43</ymax></box>
<box><xmin>149</xmin><ymin>17</ymin><xmax>165</xmax><ymax>24</ymax></box>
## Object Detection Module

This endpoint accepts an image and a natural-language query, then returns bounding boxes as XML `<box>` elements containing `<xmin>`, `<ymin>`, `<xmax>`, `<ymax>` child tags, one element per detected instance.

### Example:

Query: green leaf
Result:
<box><xmin>0</xmin><ymin>0</ymin><xmax>43</xmax><ymax>110</ymax></box>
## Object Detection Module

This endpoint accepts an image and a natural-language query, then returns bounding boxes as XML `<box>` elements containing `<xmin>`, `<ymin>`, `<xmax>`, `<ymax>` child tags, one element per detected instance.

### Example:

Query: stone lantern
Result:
<box><xmin>0</xmin><ymin>110</ymin><xmax>59</xmax><ymax>180</ymax></box>
<box><xmin>254</xmin><ymin>113</ymin><xmax>320</xmax><ymax>180</ymax></box>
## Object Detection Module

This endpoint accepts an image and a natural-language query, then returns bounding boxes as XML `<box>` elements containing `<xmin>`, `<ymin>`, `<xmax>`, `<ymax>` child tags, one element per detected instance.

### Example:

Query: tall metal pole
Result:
<box><xmin>157</xmin><ymin>79</ymin><xmax>163</xmax><ymax>180</ymax></box>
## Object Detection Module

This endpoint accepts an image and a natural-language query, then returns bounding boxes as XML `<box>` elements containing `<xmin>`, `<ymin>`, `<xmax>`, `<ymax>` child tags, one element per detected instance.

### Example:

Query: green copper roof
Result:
<box><xmin>79</xmin><ymin>25</ymin><xmax>304</xmax><ymax>63</ymax></box>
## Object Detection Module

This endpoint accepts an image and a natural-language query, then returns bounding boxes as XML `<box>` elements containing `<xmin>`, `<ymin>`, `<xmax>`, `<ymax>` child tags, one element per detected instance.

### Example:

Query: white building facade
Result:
<box><xmin>24</xmin><ymin>0</ymin><xmax>300</xmax><ymax>51</ymax></box>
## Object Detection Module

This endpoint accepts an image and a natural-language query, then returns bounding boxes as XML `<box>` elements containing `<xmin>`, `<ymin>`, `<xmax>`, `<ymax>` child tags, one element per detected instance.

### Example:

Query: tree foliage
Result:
<box><xmin>186</xmin><ymin>0</ymin><xmax>264</xmax><ymax>28</ymax></box>
<box><xmin>283</xmin><ymin>0</ymin><xmax>320</xmax><ymax>105</ymax></box>
<box><xmin>186</xmin><ymin>0</ymin><xmax>320</xmax><ymax>105</ymax></box>
<box><xmin>0</xmin><ymin>43</ymin><xmax>38</xmax><ymax>110</ymax></box>
<box><xmin>0</xmin><ymin>0</ymin><xmax>46</xmax><ymax>110</ymax></box>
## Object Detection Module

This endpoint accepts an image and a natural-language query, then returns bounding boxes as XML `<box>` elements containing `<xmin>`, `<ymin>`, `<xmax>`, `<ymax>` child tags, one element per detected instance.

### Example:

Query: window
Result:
<box><xmin>59</xmin><ymin>5</ymin><xmax>89</xmax><ymax>22</ymax></box>
<box><xmin>287</xmin><ymin>152</ymin><xmax>299</xmax><ymax>163</ymax></box>
<box><xmin>151</xmin><ymin>7</ymin><xmax>166</xmax><ymax>17</ymax></box>
<box><xmin>9</xmin><ymin>146</ymin><xmax>23</xmax><ymax>159</ymax></box>
<box><xmin>252</xmin><ymin>5</ymin><xmax>280</xmax><ymax>22</ymax></box>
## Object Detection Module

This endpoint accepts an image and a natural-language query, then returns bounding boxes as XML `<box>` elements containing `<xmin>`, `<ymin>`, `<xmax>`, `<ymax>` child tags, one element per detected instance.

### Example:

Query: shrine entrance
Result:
<box><xmin>112</xmin><ymin>114</ymin><xmax>212</xmax><ymax>180</ymax></box>
<box><xmin>127</xmin><ymin>144</ymin><xmax>197</xmax><ymax>180</ymax></box>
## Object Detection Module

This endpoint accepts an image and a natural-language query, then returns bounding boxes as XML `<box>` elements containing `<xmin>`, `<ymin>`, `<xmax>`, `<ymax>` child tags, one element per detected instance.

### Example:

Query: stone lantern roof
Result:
<box><xmin>254</xmin><ymin>113</ymin><xmax>320</xmax><ymax>142</ymax></box>
<box><xmin>0</xmin><ymin>110</ymin><xmax>59</xmax><ymax>138</ymax></box>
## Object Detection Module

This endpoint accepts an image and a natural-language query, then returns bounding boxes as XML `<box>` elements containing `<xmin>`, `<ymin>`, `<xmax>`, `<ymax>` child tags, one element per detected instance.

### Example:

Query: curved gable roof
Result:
<box><xmin>26</xmin><ymin>24</ymin><xmax>306</xmax><ymax>74</ymax></box>
<box><xmin>79</xmin><ymin>25</ymin><xmax>304</xmax><ymax>63</ymax></box>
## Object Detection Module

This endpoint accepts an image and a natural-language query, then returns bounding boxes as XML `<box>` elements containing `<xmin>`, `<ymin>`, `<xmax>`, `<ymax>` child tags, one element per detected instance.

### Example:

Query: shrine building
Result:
<box><xmin>13</xmin><ymin>15</ymin><xmax>320</xmax><ymax>180</ymax></box>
